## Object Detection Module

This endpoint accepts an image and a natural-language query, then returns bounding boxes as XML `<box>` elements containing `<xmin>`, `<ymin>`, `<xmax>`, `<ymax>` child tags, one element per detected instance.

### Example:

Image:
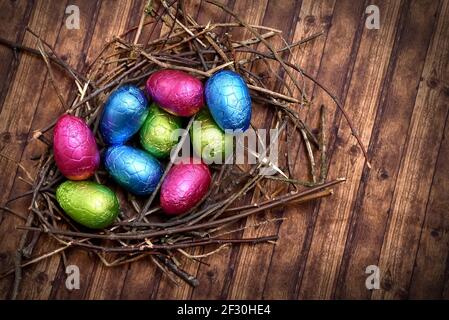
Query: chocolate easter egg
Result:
<box><xmin>204</xmin><ymin>70</ymin><xmax>252</xmax><ymax>131</ymax></box>
<box><xmin>53</xmin><ymin>114</ymin><xmax>100</xmax><ymax>180</ymax></box>
<box><xmin>190</xmin><ymin>108</ymin><xmax>233</xmax><ymax>164</ymax></box>
<box><xmin>100</xmin><ymin>85</ymin><xmax>149</xmax><ymax>145</ymax></box>
<box><xmin>139</xmin><ymin>103</ymin><xmax>182</xmax><ymax>158</ymax></box>
<box><xmin>104</xmin><ymin>145</ymin><xmax>163</xmax><ymax>195</ymax></box>
<box><xmin>56</xmin><ymin>180</ymin><xmax>119</xmax><ymax>229</ymax></box>
<box><xmin>160</xmin><ymin>159</ymin><xmax>211</xmax><ymax>215</ymax></box>
<box><xmin>146</xmin><ymin>69</ymin><xmax>204</xmax><ymax>117</ymax></box>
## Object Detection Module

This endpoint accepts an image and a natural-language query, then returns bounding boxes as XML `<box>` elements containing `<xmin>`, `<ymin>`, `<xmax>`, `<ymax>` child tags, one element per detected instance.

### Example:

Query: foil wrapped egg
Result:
<box><xmin>160</xmin><ymin>159</ymin><xmax>211</xmax><ymax>215</ymax></box>
<box><xmin>53</xmin><ymin>114</ymin><xmax>100</xmax><ymax>180</ymax></box>
<box><xmin>100</xmin><ymin>85</ymin><xmax>149</xmax><ymax>145</ymax></box>
<box><xmin>204</xmin><ymin>70</ymin><xmax>252</xmax><ymax>131</ymax></box>
<box><xmin>190</xmin><ymin>108</ymin><xmax>233</xmax><ymax>164</ymax></box>
<box><xmin>146</xmin><ymin>69</ymin><xmax>204</xmax><ymax>117</ymax></box>
<box><xmin>56</xmin><ymin>180</ymin><xmax>119</xmax><ymax>229</ymax></box>
<box><xmin>104</xmin><ymin>145</ymin><xmax>163</xmax><ymax>195</ymax></box>
<box><xmin>139</xmin><ymin>103</ymin><xmax>182</xmax><ymax>158</ymax></box>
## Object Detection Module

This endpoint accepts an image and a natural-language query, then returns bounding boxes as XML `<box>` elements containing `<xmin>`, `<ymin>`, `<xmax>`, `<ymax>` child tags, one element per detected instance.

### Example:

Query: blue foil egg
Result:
<box><xmin>100</xmin><ymin>85</ymin><xmax>149</xmax><ymax>145</ymax></box>
<box><xmin>204</xmin><ymin>70</ymin><xmax>252</xmax><ymax>132</ymax></box>
<box><xmin>104</xmin><ymin>145</ymin><xmax>163</xmax><ymax>195</ymax></box>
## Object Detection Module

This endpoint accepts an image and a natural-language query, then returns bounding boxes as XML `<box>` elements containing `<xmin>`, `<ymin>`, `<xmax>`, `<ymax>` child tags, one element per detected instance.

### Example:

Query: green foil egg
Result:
<box><xmin>140</xmin><ymin>103</ymin><xmax>182</xmax><ymax>158</ymax></box>
<box><xmin>56</xmin><ymin>180</ymin><xmax>119</xmax><ymax>229</ymax></box>
<box><xmin>190</xmin><ymin>108</ymin><xmax>233</xmax><ymax>164</ymax></box>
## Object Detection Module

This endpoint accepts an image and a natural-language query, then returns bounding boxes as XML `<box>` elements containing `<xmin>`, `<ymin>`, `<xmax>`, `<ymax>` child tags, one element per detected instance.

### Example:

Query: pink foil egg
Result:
<box><xmin>160</xmin><ymin>159</ymin><xmax>211</xmax><ymax>215</ymax></box>
<box><xmin>146</xmin><ymin>69</ymin><xmax>204</xmax><ymax>117</ymax></box>
<box><xmin>53</xmin><ymin>114</ymin><xmax>100</xmax><ymax>180</ymax></box>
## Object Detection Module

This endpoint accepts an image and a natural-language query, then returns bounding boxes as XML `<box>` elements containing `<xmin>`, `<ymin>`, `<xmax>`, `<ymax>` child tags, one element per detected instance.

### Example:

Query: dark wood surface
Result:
<box><xmin>0</xmin><ymin>0</ymin><xmax>448</xmax><ymax>299</ymax></box>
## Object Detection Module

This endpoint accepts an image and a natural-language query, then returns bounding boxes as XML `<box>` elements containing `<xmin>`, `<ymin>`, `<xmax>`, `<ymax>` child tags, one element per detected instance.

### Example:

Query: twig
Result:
<box><xmin>134</xmin><ymin>1</ymin><xmax>152</xmax><ymax>44</ymax></box>
<box><xmin>0</xmin><ymin>154</ymin><xmax>34</xmax><ymax>183</ymax></box>
<box><xmin>248</xmin><ymin>84</ymin><xmax>300</xmax><ymax>104</ymax></box>
<box><xmin>300</xmin><ymin>128</ymin><xmax>317</xmax><ymax>183</ymax></box>
<box><xmin>262</xmin><ymin>176</ymin><xmax>318</xmax><ymax>188</ymax></box>
<box><xmin>21</xmin><ymin>179</ymin><xmax>345</xmax><ymax>240</ymax></box>
<box><xmin>11</xmin><ymin>213</ymin><xmax>33</xmax><ymax>300</ymax></box>
<box><xmin>237</xmin><ymin>48</ymin><xmax>371</xmax><ymax>167</ymax></box>
<box><xmin>37</xmin><ymin>40</ymin><xmax>68</xmax><ymax>110</ymax></box>
<box><xmin>0</xmin><ymin>207</ymin><xmax>27</xmax><ymax>220</ymax></box>
<box><xmin>156</xmin><ymin>254</ymin><xmax>199</xmax><ymax>287</ymax></box>
<box><xmin>177</xmin><ymin>244</ymin><xmax>230</xmax><ymax>259</ymax></box>
<box><xmin>205</xmin><ymin>0</ymin><xmax>306</xmax><ymax>100</ymax></box>
<box><xmin>138</xmin><ymin>116</ymin><xmax>196</xmax><ymax>220</ymax></box>
<box><xmin>1</xmin><ymin>243</ymin><xmax>73</xmax><ymax>278</ymax></box>
<box><xmin>320</xmin><ymin>105</ymin><xmax>328</xmax><ymax>182</ymax></box>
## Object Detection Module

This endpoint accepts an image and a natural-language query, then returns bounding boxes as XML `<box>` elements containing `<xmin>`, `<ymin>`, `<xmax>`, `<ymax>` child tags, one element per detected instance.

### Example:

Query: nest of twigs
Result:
<box><xmin>2</xmin><ymin>0</ymin><xmax>369</xmax><ymax>293</ymax></box>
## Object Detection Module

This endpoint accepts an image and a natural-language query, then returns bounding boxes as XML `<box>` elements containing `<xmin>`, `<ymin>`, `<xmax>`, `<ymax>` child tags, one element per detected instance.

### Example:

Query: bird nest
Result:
<box><xmin>3</xmin><ymin>0</ymin><xmax>368</xmax><ymax>292</ymax></box>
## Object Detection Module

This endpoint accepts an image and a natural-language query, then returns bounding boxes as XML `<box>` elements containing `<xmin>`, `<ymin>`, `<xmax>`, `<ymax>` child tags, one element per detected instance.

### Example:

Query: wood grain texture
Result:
<box><xmin>0</xmin><ymin>0</ymin><xmax>34</xmax><ymax>113</ymax></box>
<box><xmin>263</xmin><ymin>0</ymin><xmax>335</xmax><ymax>300</ymax></box>
<box><xmin>371</xmin><ymin>0</ymin><xmax>446</xmax><ymax>300</ymax></box>
<box><xmin>296</xmin><ymin>0</ymin><xmax>370</xmax><ymax>299</ymax></box>
<box><xmin>224</xmin><ymin>0</ymin><xmax>308</xmax><ymax>300</ymax></box>
<box><xmin>333</xmin><ymin>0</ymin><xmax>404</xmax><ymax>299</ymax></box>
<box><xmin>0</xmin><ymin>0</ymin><xmax>72</xmax><ymax>299</ymax></box>
<box><xmin>0</xmin><ymin>0</ymin><xmax>448</xmax><ymax>300</ymax></box>
<box><xmin>154</xmin><ymin>0</ymin><xmax>236</xmax><ymax>300</ymax></box>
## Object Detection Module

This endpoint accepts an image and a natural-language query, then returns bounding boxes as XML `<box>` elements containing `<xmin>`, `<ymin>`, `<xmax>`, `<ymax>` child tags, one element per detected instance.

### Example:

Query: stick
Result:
<box><xmin>21</xmin><ymin>179</ymin><xmax>345</xmax><ymax>240</ymax></box>
<box><xmin>138</xmin><ymin>116</ymin><xmax>195</xmax><ymax>220</ymax></box>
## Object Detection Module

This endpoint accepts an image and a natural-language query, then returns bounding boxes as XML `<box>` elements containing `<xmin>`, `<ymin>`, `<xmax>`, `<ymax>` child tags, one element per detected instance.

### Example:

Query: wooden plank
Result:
<box><xmin>119</xmin><ymin>0</ymin><xmax>168</xmax><ymax>300</ymax></box>
<box><xmin>371</xmin><ymin>0</ymin><xmax>447</xmax><ymax>300</ymax></box>
<box><xmin>442</xmin><ymin>258</ymin><xmax>449</xmax><ymax>299</ymax></box>
<box><xmin>9</xmin><ymin>0</ymin><xmax>140</xmax><ymax>300</ymax></box>
<box><xmin>154</xmin><ymin>0</ymin><xmax>238</xmax><ymax>300</ymax></box>
<box><xmin>19</xmin><ymin>0</ymin><xmax>102</xmax><ymax>299</ymax></box>
<box><xmin>123</xmin><ymin>0</ymin><xmax>209</xmax><ymax>300</ymax></box>
<box><xmin>221</xmin><ymin>0</ymin><xmax>309</xmax><ymax>300</ymax></box>
<box><xmin>0</xmin><ymin>0</ymin><xmax>35</xmax><ymax>113</ymax></box>
<box><xmin>294</xmin><ymin>0</ymin><xmax>383</xmax><ymax>299</ymax></box>
<box><xmin>325</xmin><ymin>0</ymin><xmax>405</xmax><ymax>299</ymax></box>
<box><xmin>120</xmin><ymin>256</ymin><xmax>162</xmax><ymax>300</ymax></box>
<box><xmin>404</xmin><ymin>1</ymin><xmax>449</xmax><ymax>299</ymax></box>
<box><xmin>408</xmin><ymin>118</ymin><xmax>449</xmax><ymax>299</ymax></box>
<box><xmin>335</xmin><ymin>0</ymin><xmax>440</xmax><ymax>300</ymax></box>
<box><xmin>8</xmin><ymin>0</ymin><xmax>103</xmax><ymax>299</ymax></box>
<box><xmin>48</xmin><ymin>0</ymin><xmax>150</xmax><ymax>300</ymax></box>
<box><xmin>190</xmin><ymin>0</ymin><xmax>288</xmax><ymax>300</ymax></box>
<box><xmin>261</xmin><ymin>0</ymin><xmax>337</xmax><ymax>299</ymax></box>
<box><xmin>118</xmin><ymin>0</ymin><xmax>230</xmax><ymax>301</ymax></box>
<box><xmin>195</xmin><ymin>0</ymin><xmax>235</xmax><ymax>24</ymax></box>
<box><xmin>0</xmin><ymin>0</ymin><xmax>71</xmax><ymax>299</ymax></box>
<box><xmin>34</xmin><ymin>0</ymin><xmax>136</xmax><ymax>300</ymax></box>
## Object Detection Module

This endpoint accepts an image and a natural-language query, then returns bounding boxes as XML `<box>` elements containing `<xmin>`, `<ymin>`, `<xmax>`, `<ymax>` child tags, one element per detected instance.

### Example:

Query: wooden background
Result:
<box><xmin>0</xmin><ymin>0</ymin><xmax>448</xmax><ymax>299</ymax></box>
